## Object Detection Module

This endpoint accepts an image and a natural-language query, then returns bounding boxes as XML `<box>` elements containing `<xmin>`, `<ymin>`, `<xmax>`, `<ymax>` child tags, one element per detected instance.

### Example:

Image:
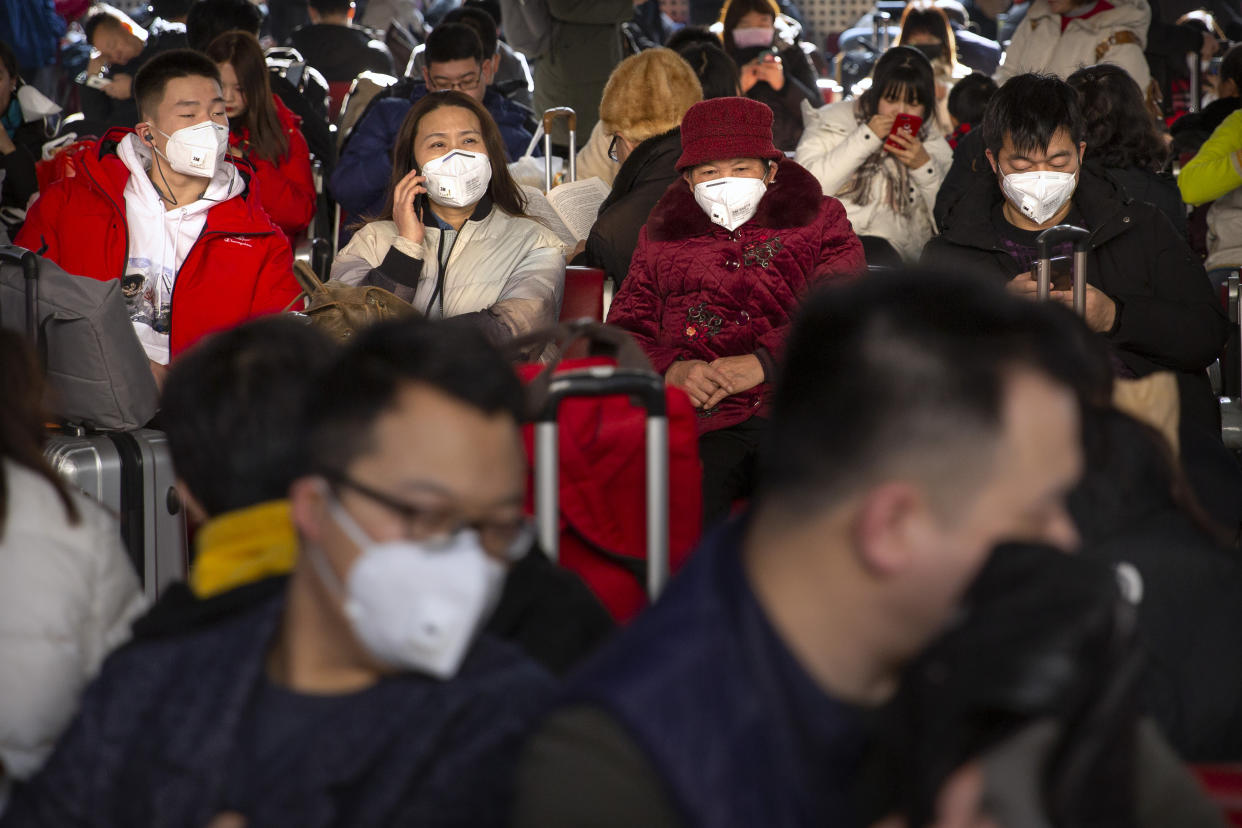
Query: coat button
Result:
<box><xmin>1122</xmin><ymin>216</ymin><xmax>1131</xmax><ymax>223</ymax></box>
<box><xmin>724</xmin><ymin>257</ymin><xmax>740</xmax><ymax>271</ymax></box>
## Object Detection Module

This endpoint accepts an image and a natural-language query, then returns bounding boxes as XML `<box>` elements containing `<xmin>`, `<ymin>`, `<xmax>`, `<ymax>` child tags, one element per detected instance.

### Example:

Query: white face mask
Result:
<box><xmin>1000</xmin><ymin>169</ymin><xmax>1078</xmax><ymax>225</ymax></box>
<box><xmin>421</xmin><ymin>149</ymin><xmax>492</xmax><ymax>208</ymax></box>
<box><xmin>693</xmin><ymin>175</ymin><xmax>768</xmax><ymax>232</ymax></box>
<box><xmin>155</xmin><ymin>120</ymin><xmax>229</xmax><ymax>178</ymax></box>
<box><xmin>312</xmin><ymin>494</ymin><xmax>507</xmax><ymax>679</ymax></box>
<box><xmin>732</xmin><ymin>26</ymin><xmax>776</xmax><ymax>48</ymax></box>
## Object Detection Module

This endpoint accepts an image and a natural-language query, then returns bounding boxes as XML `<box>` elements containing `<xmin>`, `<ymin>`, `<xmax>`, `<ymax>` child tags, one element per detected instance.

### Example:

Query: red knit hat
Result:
<box><xmin>675</xmin><ymin>97</ymin><xmax>783</xmax><ymax>171</ymax></box>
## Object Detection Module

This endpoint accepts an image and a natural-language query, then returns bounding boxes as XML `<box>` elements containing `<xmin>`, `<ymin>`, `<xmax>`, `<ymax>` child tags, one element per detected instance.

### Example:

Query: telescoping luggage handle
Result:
<box><xmin>1035</xmin><ymin>224</ymin><xmax>1091</xmax><ymax>315</ymax></box>
<box><xmin>0</xmin><ymin>245</ymin><xmax>40</xmax><ymax>342</ymax></box>
<box><xmin>542</xmin><ymin>106</ymin><xmax>576</xmax><ymax>192</ymax></box>
<box><xmin>533</xmin><ymin>366</ymin><xmax>671</xmax><ymax>599</ymax></box>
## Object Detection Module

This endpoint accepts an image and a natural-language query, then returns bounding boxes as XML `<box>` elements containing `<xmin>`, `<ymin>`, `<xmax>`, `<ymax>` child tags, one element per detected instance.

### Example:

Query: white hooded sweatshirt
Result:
<box><xmin>117</xmin><ymin>134</ymin><xmax>242</xmax><ymax>364</ymax></box>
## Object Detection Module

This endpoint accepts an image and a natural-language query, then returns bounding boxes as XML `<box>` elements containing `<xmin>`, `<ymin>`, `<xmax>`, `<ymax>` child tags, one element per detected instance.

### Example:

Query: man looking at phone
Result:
<box><xmin>16</xmin><ymin>50</ymin><xmax>298</xmax><ymax>386</ymax></box>
<box><xmin>81</xmin><ymin>4</ymin><xmax>187</xmax><ymax>129</ymax></box>
<box><xmin>923</xmin><ymin>73</ymin><xmax>1227</xmax><ymax>439</ymax></box>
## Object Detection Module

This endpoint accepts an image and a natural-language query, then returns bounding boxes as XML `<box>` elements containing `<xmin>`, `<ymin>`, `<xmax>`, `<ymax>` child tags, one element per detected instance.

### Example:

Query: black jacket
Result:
<box><xmin>290</xmin><ymin>23</ymin><xmax>394</xmax><ymax>83</ymax></box>
<box><xmin>923</xmin><ymin>167</ymin><xmax>1228</xmax><ymax>433</ymax></box>
<box><xmin>1071</xmin><ymin>407</ymin><xmax>1242</xmax><ymax>761</ymax></box>
<box><xmin>0</xmin><ymin>117</ymin><xmax>45</xmax><ymax>227</ymax></box>
<box><xmin>726</xmin><ymin>41</ymin><xmax>821</xmax><ymax>152</ymax></box>
<box><xmin>575</xmin><ymin>128</ymin><xmax>682</xmax><ymax>286</ymax></box>
<box><xmin>81</xmin><ymin>29</ymin><xmax>188</xmax><ymax>129</ymax></box>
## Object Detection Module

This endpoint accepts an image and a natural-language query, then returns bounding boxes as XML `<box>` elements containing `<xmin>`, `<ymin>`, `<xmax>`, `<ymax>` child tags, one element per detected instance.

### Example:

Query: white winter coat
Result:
<box><xmin>794</xmin><ymin>99</ymin><xmax>953</xmax><ymax>262</ymax></box>
<box><xmin>332</xmin><ymin>204</ymin><xmax>565</xmax><ymax>347</ymax></box>
<box><xmin>995</xmin><ymin>0</ymin><xmax>1152</xmax><ymax>91</ymax></box>
<box><xmin>0</xmin><ymin>461</ymin><xmax>145</xmax><ymax>781</ymax></box>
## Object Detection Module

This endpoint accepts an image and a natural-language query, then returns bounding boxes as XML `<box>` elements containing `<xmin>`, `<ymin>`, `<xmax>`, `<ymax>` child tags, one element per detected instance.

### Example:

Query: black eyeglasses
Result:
<box><xmin>608</xmin><ymin>134</ymin><xmax>621</xmax><ymax>163</ymax></box>
<box><xmin>323</xmin><ymin>470</ymin><xmax>533</xmax><ymax>561</ymax></box>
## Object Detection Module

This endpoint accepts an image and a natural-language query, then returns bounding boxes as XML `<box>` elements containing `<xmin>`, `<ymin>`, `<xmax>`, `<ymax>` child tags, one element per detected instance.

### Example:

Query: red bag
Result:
<box><xmin>516</xmin><ymin>325</ymin><xmax>702</xmax><ymax>622</ymax></box>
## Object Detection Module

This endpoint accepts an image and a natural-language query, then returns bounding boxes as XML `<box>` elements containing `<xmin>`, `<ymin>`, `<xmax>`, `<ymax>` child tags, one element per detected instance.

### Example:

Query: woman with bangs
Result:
<box><xmin>795</xmin><ymin>46</ymin><xmax>952</xmax><ymax>265</ymax></box>
<box><xmin>332</xmin><ymin>90</ymin><xmax>564</xmax><ymax>359</ymax></box>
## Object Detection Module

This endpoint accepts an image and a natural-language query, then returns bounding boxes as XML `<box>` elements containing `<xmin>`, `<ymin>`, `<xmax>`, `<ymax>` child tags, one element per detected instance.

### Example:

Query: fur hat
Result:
<box><xmin>599</xmin><ymin>48</ymin><xmax>703</xmax><ymax>145</ymax></box>
<box><xmin>675</xmin><ymin>96</ymin><xmax>782</xmax><ymax>170</ymax></box>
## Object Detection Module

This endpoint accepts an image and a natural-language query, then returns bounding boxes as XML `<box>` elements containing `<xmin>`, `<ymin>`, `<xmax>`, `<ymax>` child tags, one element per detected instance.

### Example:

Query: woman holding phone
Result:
<box><xmin>332</xmin><ymin>91</ymin><xmax>564</xmax><ymax>359</ymax></box>
<box><xmin>794</xmin><ymin>46</ymin><xmax>952</xmax><ymax>265</ymax></box>
<box><xmin>205</xmin><ymin>32</ymin><xmax>316</xmax><ymax>247</ymax></box>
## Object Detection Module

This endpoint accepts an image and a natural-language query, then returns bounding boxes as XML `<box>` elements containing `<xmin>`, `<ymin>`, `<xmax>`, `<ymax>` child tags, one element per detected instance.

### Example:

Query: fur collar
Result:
<box><xmin>646</xmin><ymin>158</ymin><xmax>824</xmax><ymax>242</ymax></box>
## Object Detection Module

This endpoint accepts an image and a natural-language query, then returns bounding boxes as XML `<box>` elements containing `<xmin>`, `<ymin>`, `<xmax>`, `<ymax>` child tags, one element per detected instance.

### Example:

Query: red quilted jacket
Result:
<box><xmin>17</xmin><ymin>128</ymin><xmax>300</xmax><ymax>360</ymax></box>
<box><xmin>606</xmin><ymin>159</ymin><xmax>865</xmax><ymax>433</ymax></box>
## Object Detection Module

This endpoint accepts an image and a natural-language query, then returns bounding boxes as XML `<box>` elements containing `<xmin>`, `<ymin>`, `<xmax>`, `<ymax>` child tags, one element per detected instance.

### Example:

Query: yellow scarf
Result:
<box><xmin>190</xmin><ymin>500</ymin><xmax>299</xmax><ymax>598</ymax></box>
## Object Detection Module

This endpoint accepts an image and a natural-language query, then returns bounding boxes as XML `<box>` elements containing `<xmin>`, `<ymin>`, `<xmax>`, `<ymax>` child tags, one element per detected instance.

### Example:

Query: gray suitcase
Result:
<box><xmin>0</xmin><ymin>246</ymin><xmax>188</xmax><ymax>600</ymax></box>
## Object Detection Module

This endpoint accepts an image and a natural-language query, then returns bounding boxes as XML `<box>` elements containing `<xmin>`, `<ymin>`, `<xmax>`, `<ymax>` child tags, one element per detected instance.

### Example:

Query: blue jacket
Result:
<box><xmin>1</xmin><ymin>592</ymin><xmax>556</xmax><ymax>827</ymax></box>
<box><xmin>331</xmin><ymin>83</ymin><xmax>535</xmax><ymax>221</ymax></box>
<box><xmin>564</xmin><ymin>520</ymin><xmax>870</xmax><ymax>827</ymax></box>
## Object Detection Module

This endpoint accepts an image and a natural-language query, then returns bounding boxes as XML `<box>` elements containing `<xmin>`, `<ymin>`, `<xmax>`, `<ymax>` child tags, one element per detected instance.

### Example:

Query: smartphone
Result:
<box><xmin>1048</xmin><ymin>255</ymin><xmax>1073</xmax><ymax>292</ymax></box>
<box><xmin>76</xmin><ymin>72</ymin><xmax>113</xmax><ymax>90</ymax></box>
<box><xmin>411</xmin><ymin>164</ymin><xmax>428</xmax><ymax>220</ymax></box>
<box><xmin>886</xmin><ymin>113</ymin><xmax>923</xmax><ymax>148</ymax></box>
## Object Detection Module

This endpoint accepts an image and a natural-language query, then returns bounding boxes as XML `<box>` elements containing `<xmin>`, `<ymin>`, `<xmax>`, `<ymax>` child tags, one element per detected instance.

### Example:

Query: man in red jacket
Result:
<box><xmin>606</xmin><ymin>96</ymin><xmax>865</xmax><ymax>524</ymax></box>
<box><xmin>17</xmin><ymin>49</ymin><xmax>299</xmax><ymax>385</ymax></box>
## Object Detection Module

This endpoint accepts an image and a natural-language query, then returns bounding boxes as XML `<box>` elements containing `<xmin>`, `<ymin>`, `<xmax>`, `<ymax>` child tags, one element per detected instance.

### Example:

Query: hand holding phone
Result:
<box><xmin>393</xmin><ymin>169</ymin><xmax>428</xmax><ymax>245</ymax></box>
<box><xmin>885</xmin><ymin>113</ymin><xmax>923</xmax><ymax>149</ymax></box>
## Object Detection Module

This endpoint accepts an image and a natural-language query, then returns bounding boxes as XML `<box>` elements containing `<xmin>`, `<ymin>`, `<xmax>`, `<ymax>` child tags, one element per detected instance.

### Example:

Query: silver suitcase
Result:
<box><xmin>44</xmin><ymin>429</ymin><xmax>188</xmax><ymax>601</ymax></box>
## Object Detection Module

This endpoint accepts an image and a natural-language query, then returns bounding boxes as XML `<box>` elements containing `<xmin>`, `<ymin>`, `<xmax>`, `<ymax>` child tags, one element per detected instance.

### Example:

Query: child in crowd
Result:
<box><xmin>947</xmin><ymin>72</ymin><xmax>997</xmax><ymax>150</ymax></box>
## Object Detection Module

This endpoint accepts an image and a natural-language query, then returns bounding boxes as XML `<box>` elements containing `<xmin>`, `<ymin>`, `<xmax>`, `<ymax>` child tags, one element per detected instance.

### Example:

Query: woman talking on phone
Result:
<box><xmin>718</xmin><ymin>0</ymin><xmax>821</xmax><ymax>150</ymax></box>
<box><xmin>204</xmin><ymin>32</ymin><xmax>315</xmax><ymax>247</ymax></box>
<box><xmin>332</xmin><ymin>91</ymin><xmax>564</xmax><ymax>356</ymax></box>
<box><xmin>795</xmin><ymin>46</ymin><xmax>952</xmax><ymax>266</ymax></box>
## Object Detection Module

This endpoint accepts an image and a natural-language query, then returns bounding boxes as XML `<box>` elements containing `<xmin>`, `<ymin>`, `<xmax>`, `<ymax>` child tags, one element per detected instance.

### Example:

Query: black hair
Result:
<box><xmin>897</xmin><ymin>2</ymin><xmax>956</xmax><ymax>68</ymax></box>
<box><xmin>160</xmin><ymin>317</ymin><xmax>337</xmax><ymax>517</ymax></box>
<box><xmin>306</xmin><ymin>318</ymin><xmax>525</xmax><ymax>476</ymax></box>
<box><xmin>463</xmin><ymin>0</ymin><xmax>501</xmax><ymax>26</ymax></box>
<box><xmin>760</xmin><ymin>269</ymin><xmax>1086</xmax><ymax>515</ymax></box>
<box><xmin>665</xmin><ymin>25</ymin><xmax>724</xmax><ymax>53</ymax></box>
<box><xmin>186</xmin><ymin>0</ymin><xmax>263</xmax><ymax>52</ymax></box>
<box><xmin>425</xmin><ymin>22</ymin><xmax>485</xmax><ymax>67</ymax></box>
<box><xmin>981</xmin><ymin>72</ymin><xmax>1085</xmax><ymax>158</ymax></box>
<box><xmin>152</xmin><ymin>0</ymin><xmax>193</xmax><ymax>20</ymax></box>
<box><xmin>1221</xmin><ymin>43</ymin><xmax>1242</xmax><ymax>95</ymax></box>
<box><xmin>444</xmin><ymin>6</ymin><xmax>499</xmax><ymax>55</ymax></box>
<box><xmin>134</xmin><ymin>48</ymin><xmax>222</xmax><ymax>119</ymax></box>
<box><xmin>857</xmin><ymin>46</ymin><xmax>937</xmax><ymax>122</ymax></box>
<box><xmin>676</xmin><ymin>43</ymin><xmax>740</xmax><ymax>100</ymax></box>
<box><xmin>83</xmin><ymin>6</ymin><xmax>127</xmax><ymax>44</ymax></box>
<box><xmin>947</xmin><ymin>72</ymin><xmax>997</xmax><ymax>126</ymax></box>
<box><xmin>1067</xmin><ymin>64</ymin><xmax>1167</xmax><ymax>173</ymax></box>
<box><xmin>0</xmin><ymin>40</ymin><xmax>18</xmax><ymax>82</ymax></box>
<box><xmin>308</xmin><ymin>0</ymin><xmax>352</xmax><ymax>15</ymax></box>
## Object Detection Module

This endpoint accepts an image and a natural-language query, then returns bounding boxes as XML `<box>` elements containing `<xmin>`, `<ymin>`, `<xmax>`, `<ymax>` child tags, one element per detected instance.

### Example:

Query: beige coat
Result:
<box><xmin>332</xmin><ymin>205</ymin><xmax>565</xmax><ymax>347</ymax></box>
<box><xmin>995</xmin><ymin>0</ymin><xmax>1151</xmax><ymax>90</ymax></box>
<box><xmin>794</xmin><ymin>99</ymin><xmax>952</xmax><ymax>263</ymax></box>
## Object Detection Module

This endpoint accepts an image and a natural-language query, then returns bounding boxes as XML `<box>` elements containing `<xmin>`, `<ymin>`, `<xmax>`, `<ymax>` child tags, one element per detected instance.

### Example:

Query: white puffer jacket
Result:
<box><xmin>0</xmin><ymin>460</ymin><xmax>145</xmax><ymax>781</ymax></box>
<box><xmin>332</xmin><ymin>203</ymin><xmax>565</xmax><ymax>351</ymax></box>
<box><xmin>995</xmin><ymin>0</ymin><xmax>1151</xmax><ymax>90</ymax></box>
<box><xmin>794</xmin><ymin>99</ymin><xmax>952</xmax><ymax>262</ymax></box>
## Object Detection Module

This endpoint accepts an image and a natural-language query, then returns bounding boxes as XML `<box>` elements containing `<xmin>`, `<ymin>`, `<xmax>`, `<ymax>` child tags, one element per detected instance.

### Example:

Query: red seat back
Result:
<box><xmin>327</xmin><ymin>81</ymin><xmax>351</xmax><ymax>122</ymax></box>
<box><xmin>560</xmin><ymin>266</ymin><xmax>606</xmax><ymax>359</ymax></box>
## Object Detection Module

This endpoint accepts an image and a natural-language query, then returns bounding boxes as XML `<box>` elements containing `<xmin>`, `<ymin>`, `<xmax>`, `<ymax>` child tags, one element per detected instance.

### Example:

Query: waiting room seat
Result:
<box><xmin>326</xmin><ymin>81</ymin><xmax>351</xmax><ymax>123</ymax></box>
<box><xmin>560</xmin><ymin>266</ymin><xmax>606</xmax><ymax>359</ymax></box>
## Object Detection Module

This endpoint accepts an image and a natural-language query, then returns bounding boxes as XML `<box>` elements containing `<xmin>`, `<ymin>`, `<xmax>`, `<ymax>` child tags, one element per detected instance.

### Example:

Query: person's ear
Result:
<box><xmin>851</xmin><ymin>481</ymin><xmax>924</xmax><ymax>579</ymax></box>
<box><xmin>985</xmin><ymin>148</ymin><xmax>998</xmax><ymax>175</ymax></box>
<box><xmin>1077</xmin><ymin>141</ymin><xmax>1087</xmax><ymax>166</ymax></box>
<box><xmin>288</xmin><ymin>476</ymin><xmax>329</xmax><ymax>546</ymax></box>
<box><xmin>765</xmin><ymin>160</ymin><xmax>778</xmax><ymax>184</ymax></box>
<box><xmin>487</xmin><ymin>53</ymin><xmax>500</xmax><ymax>79</ymax></box>
<box><xmin>421</xmin><ymin>66</ymin><xmax>432</xmax><ymax>89</ymax></box>
<box><xmin>683</xmin><ymin>170</ymin><xmax>694</xmax><ymax>190</ymax></box>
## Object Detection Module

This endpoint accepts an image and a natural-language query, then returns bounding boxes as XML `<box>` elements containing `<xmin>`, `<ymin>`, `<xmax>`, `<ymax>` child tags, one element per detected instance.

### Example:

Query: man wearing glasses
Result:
<box><xmin>1</xmin><ymin>318</ymin><xmax>556</xmax><ymax>827</ymax></box>
<box><xmin>332</xmin><ymin>22</ymin><xmax>535</xmax><ymax>225</ymax></box>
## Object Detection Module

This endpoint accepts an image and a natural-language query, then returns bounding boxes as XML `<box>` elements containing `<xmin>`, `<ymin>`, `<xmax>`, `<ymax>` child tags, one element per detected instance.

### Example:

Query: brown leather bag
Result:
<box><xmin>287</xmin><ymin>260</ymin><xmax>418</xmax><ymax>341</ymax></box>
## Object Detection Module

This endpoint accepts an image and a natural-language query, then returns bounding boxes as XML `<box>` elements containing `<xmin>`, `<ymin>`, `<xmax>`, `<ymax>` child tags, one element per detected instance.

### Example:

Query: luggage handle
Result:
<box><xmin>0</xmin><ymin>245</ymin><xmax>41</xmax><ymax>343</ymax></box>
<box><xmin>1035</xmin><ymin>224</ymin><xmax>1090</xmax><ymax>315</ymax></box>
<box><xmin>542</xmin><ymin>106</ymin><xmax>576</xmax><ymax>191</ymax></box>
<box><xmin>533</xmin><ymin>366</ymin><xmax>670</xmax><ymax>599</ymax></box>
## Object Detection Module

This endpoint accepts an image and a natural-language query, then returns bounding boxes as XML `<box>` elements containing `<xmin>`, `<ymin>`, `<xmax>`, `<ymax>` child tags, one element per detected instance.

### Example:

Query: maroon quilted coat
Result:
<box><xmin>606</xmin><ymin>158</ymin><xmax>865</xmax><ymax>433</ymax></box>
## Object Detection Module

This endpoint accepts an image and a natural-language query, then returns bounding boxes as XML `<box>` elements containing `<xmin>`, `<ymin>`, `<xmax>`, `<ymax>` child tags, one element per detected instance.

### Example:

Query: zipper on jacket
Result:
<box><xmin>423</xmin><ymin>219</ymin><xmax>474</xmax><ymax>317</ymax></box>
<box><xmin>167</xmin><ymin>226</ymin><xmax>274</xmax><ymax>349</ymax></box>
<box><xmin>81</xmin><ymin>154</ymin><xmax>131</xmax><ymax>278</ymax></box>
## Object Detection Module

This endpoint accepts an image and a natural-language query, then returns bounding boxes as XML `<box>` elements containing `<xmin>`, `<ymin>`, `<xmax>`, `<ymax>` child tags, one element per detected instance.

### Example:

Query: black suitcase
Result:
<box><xmin>0</xmin><ymin>246</ymin><xmax>188</xmax><ymax>599</ymax></box>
